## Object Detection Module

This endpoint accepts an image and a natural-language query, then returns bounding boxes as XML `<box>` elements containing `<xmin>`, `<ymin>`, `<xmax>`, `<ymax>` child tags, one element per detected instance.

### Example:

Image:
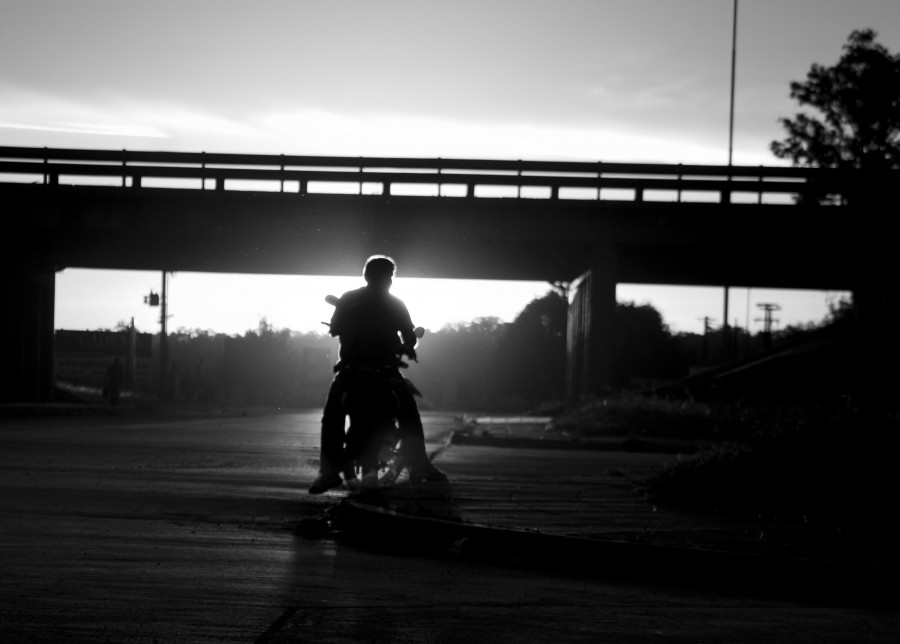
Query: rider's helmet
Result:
<box><xmin>363</xmin><ymin>255</ymin><xmax>396</xmax><ymax>285</ymax></box>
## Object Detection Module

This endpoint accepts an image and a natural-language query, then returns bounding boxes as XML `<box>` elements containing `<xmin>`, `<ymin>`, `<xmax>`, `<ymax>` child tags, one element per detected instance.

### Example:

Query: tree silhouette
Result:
<box><xmin>770</xmin><ymin>29</ymin><xmax>900</xmax><ymax>171</ymax></box>
<box><xmin>492</xmin><ymin>291</ymin><xmax>567</xmax><ymax>403</ymax></box>
<box><xmin>612</xmin><ymin>302</ymin><xmax>683</xmax><ymax>386</ymax></box>
<box><xmin>412</xmin><ymin>317</ymin><xmax>504</xmax><ymax>409</ymax></box>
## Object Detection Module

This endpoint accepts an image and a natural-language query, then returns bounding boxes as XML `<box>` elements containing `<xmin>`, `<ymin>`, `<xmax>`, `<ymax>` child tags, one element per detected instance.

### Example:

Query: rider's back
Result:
<box><xmin>330</xmin><ymin>286</ymin><xmax>413</xmax><ymax>365</ymax></box>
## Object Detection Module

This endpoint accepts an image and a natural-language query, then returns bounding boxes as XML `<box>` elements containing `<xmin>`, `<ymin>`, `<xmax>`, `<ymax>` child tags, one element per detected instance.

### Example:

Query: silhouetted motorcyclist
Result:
<box><xmin>308</xmin><ymin>255</ymin><xmax>447</xmax><ymax>494</ymax></box>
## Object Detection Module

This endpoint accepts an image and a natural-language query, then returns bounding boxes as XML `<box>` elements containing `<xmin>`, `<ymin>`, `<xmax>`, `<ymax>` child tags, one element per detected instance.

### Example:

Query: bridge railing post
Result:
<box><xmin>596</xmin><ymin>161</ymin><xmax>603</xmax><ymax>201</ymax></box>
<box><xmin>722</xmin><ymin>165</ymin><xmax>732</xmax><ymax>204</ymax></box>
<box><xmin>42</xmin><ymin>149</ymin><xmax>59</xmax><ymax>186</ymax></box>
<box><xmin>676</xmin><ymin>163</ymin><xmax>683</xmax><ymax>203</ymax></box>
<box><xmin>757</xmin><ymin>167</ymin><xmax>763</xmax><ymax>204</ymax></box>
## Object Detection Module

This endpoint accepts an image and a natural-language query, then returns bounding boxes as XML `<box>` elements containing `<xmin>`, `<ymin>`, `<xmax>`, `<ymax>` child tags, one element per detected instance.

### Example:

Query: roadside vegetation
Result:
<box><xmin>646</xmin><ymin>400</ymin><xmax>897</xmax><ymax>526</ymax></box>
<box><xmin>552</xmin><ymin>386</ymin><xmax>898</xmax><ymax>526</ymax></box>
<box><xmin>560</xmin><ymin>27</ymin><xmax>900</xmax><ymax>526</ymax></box>
<box><xmin>643</xmin><ymin>25</ymin><xmax>900</xmax><ymax>526</ymax></box>
<box><xmin>546</xmin><ymin>295</ymin><xmax>887</xmax><ymax>526</ymax></box>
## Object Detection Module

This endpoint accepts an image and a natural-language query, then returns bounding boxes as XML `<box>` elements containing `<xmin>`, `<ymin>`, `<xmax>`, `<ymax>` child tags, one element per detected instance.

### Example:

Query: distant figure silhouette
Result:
<box><xmin>308</xmin><ymin>255</ymin><xmax>446</xmax><ymax>494</ymax></box>
<box><xmin>104</xmin><ymin>357</ymin><xmax>123</xmax><ymax>406</ymax></box>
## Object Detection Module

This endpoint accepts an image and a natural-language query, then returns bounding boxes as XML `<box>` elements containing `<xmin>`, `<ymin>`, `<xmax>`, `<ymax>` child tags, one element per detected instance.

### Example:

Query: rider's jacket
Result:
<box><xmin>329</xmin><ymin>286</ymin><xmax>416</xmax><ymax>367</ymax></box>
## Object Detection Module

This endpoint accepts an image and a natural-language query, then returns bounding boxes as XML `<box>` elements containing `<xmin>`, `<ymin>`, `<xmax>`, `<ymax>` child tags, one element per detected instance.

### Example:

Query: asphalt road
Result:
<box><xmin>1</xmin><ymin>410</ymin><xmax>897</xmax><ymax>643</ymax></box>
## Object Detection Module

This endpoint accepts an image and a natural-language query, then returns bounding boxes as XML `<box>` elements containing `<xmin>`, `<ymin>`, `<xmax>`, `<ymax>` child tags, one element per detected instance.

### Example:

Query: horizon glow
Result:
<box><xmin>54</xmin><ymin>268</ymin><xmax>848</xmax><ymax>338</ymax></box>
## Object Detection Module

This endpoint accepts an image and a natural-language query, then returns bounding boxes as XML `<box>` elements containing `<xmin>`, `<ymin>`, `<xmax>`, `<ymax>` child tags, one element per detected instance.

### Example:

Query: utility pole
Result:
<box><xmin>160</xmin><ymin>271</ymin><xmax>169</xmax><ymax>399</ymax></box>
<box><xmin>128</xmin><ymin>316</ymin><xmax>136</xmax><ymax>390</ymax></box>
<box><xmin>699</xmin><ymin>316</ymin><xmax>716</xmax><ymax>365</ymax></box>
<box><xmin>723</xmin><ymin>285</ymin><xmax>731</xmax><ymax>361</ymax></box>
<box><xmin>144</xmin><ymin>286</ymin><xmax>162</xmax><ymax>396</ymax></box>
<box><xmin>755</xmin><ymin>303</ymin><xmax>780</xmax><ymax>349</ymax></box>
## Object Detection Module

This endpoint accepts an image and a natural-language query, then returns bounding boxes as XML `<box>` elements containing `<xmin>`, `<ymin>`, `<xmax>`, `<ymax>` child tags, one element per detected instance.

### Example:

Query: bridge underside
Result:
<box><xmin>1</xmin><ymin>183</ymin><xmax>889</xmax><ymax>403</ymax></box>
<box><xmin>2</xmin><ymin>184</ymin><xmax>874</xmax><ymax>285</ymax></box>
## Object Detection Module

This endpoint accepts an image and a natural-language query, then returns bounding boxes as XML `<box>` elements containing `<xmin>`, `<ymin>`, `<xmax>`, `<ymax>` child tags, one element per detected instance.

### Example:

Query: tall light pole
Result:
<box><xmin>728</xmin><ymin>0</ymin><xmax>738</xmax><ymax>166</ymax></box>
<box><xmin>723</xmin><ymin>0</ymin><xmax>739</xmax><ymax>361</ymax></box>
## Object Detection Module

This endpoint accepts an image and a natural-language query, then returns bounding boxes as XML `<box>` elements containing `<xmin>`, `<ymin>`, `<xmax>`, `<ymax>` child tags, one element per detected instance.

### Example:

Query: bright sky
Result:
<box><xmin>55</xmin><ymin>268</ymin><xmax>847</xmax><ymax>337</ymax></box>
<box><xmin>5</xmin><ymin>1</ymin><xmax>892</xmax><ymax>334</ymax></box>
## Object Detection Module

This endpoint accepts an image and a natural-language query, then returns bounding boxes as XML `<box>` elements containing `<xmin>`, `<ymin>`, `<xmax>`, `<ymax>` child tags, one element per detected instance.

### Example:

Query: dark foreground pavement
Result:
<box><xmin>1</xmin><ymin>407</ymin><xmax>898</xmax><ymax>642</ymax></box>
<box><xmin>329</xmin><ymin>422</ymin><xmax>900</xmax><ymax>605</ymax></box>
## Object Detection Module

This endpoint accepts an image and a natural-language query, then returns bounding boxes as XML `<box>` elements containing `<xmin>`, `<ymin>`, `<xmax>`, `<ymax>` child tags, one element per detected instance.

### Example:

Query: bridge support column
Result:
<box><xmin>566</xmin><ymin>244</ymin><xmax>618</xmax><ymax>401</ymax></box>
<box><xmin>853</xmin><ymin>281</ymin><xmax>900</xmax><ymax>404</ymax></box>
<box><xmin>0</xmin><ymin>262</ymin><xmax>56</xmax><ymax>403</ymax></box>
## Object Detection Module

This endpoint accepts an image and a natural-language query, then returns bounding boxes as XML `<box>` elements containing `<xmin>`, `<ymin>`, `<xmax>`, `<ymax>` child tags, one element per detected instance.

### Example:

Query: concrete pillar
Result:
<box><xmin>566</xmin><ymin>244</ymin><xmax>618</xmax><ymax>401</ymax></box>
<box><xmin>852</xmin><ymin>281</ymin><xmax>900</xmax><ymax>404</ymax></box>
<box><xmin>0</xmin><ymin>263</ymin><xmax>56</xmax><ymax>403</ymax></box>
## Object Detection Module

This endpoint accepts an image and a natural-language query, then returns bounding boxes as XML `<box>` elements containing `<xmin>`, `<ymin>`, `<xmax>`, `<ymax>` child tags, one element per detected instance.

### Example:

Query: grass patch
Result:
<box><xmin>558</xmin><ymin>392</ymin><xmax>899</xmax><ymax>524</ymax></box>
<box><xmin>548</xmin><ymin>393</ymin><xmax>721</xmax><ymax>441</ymax></box>
<box><xmin>646</xmin><ymin>427</ymin><xmax>897</xmax><ymax>526</ymax></box>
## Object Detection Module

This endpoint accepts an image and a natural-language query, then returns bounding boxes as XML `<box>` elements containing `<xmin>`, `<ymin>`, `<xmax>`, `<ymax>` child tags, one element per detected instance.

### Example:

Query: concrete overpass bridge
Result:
<box><xmin>1</xmin><ymin>146</ymin><xmax>894</xmax><ymax>403</ymax></box>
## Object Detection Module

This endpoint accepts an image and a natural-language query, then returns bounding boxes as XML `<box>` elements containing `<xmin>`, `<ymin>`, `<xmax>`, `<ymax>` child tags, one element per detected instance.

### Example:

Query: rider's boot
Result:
<box><xmin>308</xmin><ymin>468</ymin><xmax>343</xmax><ymax>494</ymax></box>
<box><xmin>360</xmin><ymin>468</ymin><xmax>379</xmax><ymax>488</ymax></box>
<box><xmin>402</xmin><ymin>436</ymin><xmax>448</xmax><ymax>483</ymax></box>
<box><xmin>410</xmin><ymin>462</ymin><xmax>448</xmax><ymax>483</ymax></box>
<box><xmin>342</xmin><ymin>464</ymin><xmax>361</xmax><ymax>490</ymax></box>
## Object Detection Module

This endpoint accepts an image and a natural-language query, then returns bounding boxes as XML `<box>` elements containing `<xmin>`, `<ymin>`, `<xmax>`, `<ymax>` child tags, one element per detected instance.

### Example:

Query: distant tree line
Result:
<box><xmin>162</xmin><ymin>318</ymin><xmax>337</xmax><ymax>408</ymax></box>
<box><xmin>126</xmin><ymin>292</ymin><xmax>849</xmax><ymax>412</ymax></box>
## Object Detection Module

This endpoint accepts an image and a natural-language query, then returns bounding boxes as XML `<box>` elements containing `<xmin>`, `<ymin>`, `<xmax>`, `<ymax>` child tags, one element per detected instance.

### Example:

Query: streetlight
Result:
<box><xmin>144</xmin><ymin>273</ymin><xmax>170</xmax><ymax>398</ymax></box>
<box><xmin>728</xmin><ymin>0</ymin><xmax>738</xmax><ymax>166</ymax></box>
<box><xmin>723</xmin><ymin>0</ymin><xmax>739</xmax><ymax>361</ymax></box>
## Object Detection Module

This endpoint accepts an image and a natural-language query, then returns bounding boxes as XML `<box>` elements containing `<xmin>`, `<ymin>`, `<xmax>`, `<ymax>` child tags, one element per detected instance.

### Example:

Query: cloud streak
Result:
<box><xmin>0</xmin><ymin>121</ymin><xmax>169</xmax><ymax>138</ymax></box>
<box><xmin>1</xmin><ymin>2</ymin><xmax>898</xmax><ymax>167</ymax></box>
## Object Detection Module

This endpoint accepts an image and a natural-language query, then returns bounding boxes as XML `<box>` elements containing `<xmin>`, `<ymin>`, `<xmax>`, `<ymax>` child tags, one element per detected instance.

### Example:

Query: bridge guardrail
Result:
<box><xmin>0</xmin><ymin>146</ymin><xmax>879</xmax><ymax>205</ymax></box>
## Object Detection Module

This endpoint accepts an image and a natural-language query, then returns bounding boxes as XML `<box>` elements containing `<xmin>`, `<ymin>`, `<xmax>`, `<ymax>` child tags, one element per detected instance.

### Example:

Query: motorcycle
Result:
<box><xmin>324</xmin><ymin>295</ymin><xmax>426</xmax><ymax>489</ymax></box>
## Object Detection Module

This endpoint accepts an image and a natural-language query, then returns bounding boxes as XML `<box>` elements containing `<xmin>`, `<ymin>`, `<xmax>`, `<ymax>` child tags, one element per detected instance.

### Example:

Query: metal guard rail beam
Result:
<box><xmin>0</xmin><ymin>145</ymin><xmax>888</xmax><ymax>204</ymax></box>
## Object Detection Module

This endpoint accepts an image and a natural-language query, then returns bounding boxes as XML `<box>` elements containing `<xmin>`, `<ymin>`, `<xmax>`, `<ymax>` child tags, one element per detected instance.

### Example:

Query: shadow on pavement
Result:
<box><xmin>296</xmin><ymin>479</ymin><xmax>895</xmax><ymax>609</ymax></box>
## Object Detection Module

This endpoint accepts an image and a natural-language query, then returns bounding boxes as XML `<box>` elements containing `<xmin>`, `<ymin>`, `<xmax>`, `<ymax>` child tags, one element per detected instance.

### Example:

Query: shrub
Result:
<box><xmin>549</xmin><ymin>393</ymin><xmax>719</xmax><ymax>440</ymax></box>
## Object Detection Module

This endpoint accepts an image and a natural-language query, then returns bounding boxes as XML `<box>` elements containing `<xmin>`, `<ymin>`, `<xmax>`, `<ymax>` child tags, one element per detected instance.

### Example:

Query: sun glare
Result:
<box><xmin>54</xmin><ymin>269</ymin><xmax>847</xmax><ymax>338</ymax></box>
<box><xmin>53</xmin><ymin>269</ymin><xmax>554</xmax><ymax>336</ymax></box>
